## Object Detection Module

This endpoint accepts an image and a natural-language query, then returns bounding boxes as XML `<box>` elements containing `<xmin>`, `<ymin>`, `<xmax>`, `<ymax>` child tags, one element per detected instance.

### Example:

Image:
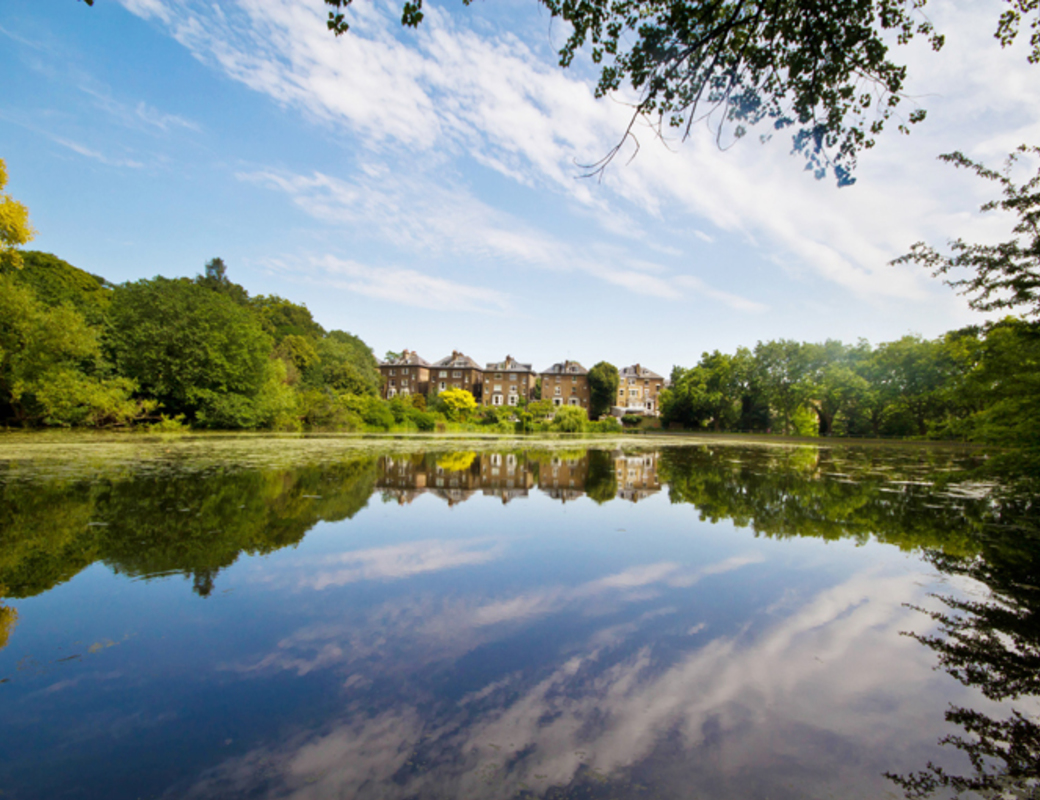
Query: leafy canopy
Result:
<box><xmin>108</xmin><ymin>277</ymin><xmax>273</xmax><ymax>419</ymax></box>
<box><xmin>587</xmin><ymin>361</ymin><xmax>619</xmax><ymax>419</ymax></box>
<box><xmin>0</xmin><ymin>159</ymin><xmax>35</xmax><ymax>270</ymax></box>
<box><xmin>324</xmin><ymin>0</ymin><xmax>961</xmax><ymax>183</ymax></box>
<box><xmin>895</xmin><ymin>146</ymin><xmax>1040</xmax><ymax>317</ymax></box>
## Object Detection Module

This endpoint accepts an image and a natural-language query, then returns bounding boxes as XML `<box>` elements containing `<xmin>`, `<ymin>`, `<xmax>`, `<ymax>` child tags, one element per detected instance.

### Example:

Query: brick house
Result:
<box><xmin>540</xmin><ymin>360</ymin><xmax>590</xmax><ymax>409</ymax></box>
<box><xmin>431</xmin><ymin>351</ymin><xmax>484</xmax><ymax>401</ymax></box>
<box><xmin>615</xmin><ymin>364</ymin><xmax>665</xmax><ymax>415</ymax></box>
<box><xmin>483</xmin><ymin>355</ymin><xmax>537</xmax><ymax>407</ymax></box>
<box><xmin>379</xmin><ymin>350</ymin><xmax>431</xmax><ymax>400</ymax></box>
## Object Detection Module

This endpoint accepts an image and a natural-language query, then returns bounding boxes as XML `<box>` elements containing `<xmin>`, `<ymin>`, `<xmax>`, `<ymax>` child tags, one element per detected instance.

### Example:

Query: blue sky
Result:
<box><xmin>2</xmin><ymin>0</ymin><xmax>1038</xmax><ymax>371</ymax></box>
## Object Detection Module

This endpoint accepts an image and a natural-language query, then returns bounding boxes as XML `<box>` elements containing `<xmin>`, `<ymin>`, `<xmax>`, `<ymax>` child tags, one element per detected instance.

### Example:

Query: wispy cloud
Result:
<box><xmin>117</xmin><ymin>0</ymin><xmax>1040</xmax><ymax>317</ymax></box>
<box><xmin>299</xmin><ymin>539</ymin><xmax>503</xmax><ymax>590</ymax></box>
<box><xmin>240</xmin><ymin>165</ymin><xmax>762</xmax><ymax>307</ymax></box>
<box><xmin>262</xmin><ymin>254</ymin><xmax>511</xmax><ymax>314</ymax></box>
<box><xmin>192</xmin><ymin>565</ymin><xmax>944</xmax><ymax>800</ymax></box>
<box><xmin>50</xmin><ymin>136</ymin><xmax>144</xmax><ymax>168</ymax></box>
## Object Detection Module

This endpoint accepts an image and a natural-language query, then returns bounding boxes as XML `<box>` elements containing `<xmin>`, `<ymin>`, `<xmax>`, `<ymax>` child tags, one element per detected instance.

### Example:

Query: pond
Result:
<box><xmin>0</xmin><ymin>436</ymin><xmax>1037</xmax><ymax>799</ymax></box>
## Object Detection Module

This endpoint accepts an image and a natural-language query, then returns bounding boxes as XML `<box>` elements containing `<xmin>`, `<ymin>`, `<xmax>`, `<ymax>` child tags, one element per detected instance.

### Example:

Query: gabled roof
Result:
<box><xmin>619</xmin><ymin>364</ymin><xmax>664</xmax><ymax>380</ymax></box>
<box><xmin>485</xmin><ymin>355</ymin><xmax>535</xmax><ymax>373</ymax></box>
<box><xmin>381</xmin><ymin>349</ymin><xmax>430</xmax><ymax>368</ymax></box>
<box><xmin>541</xmin><ymin>360</ymin><xmax>588</xmax><ymax>376</ymax></box>
<box><xmin>433</xmin><ymin>350</ymin><xmax>482</xmax><ymax>370</ymax></box>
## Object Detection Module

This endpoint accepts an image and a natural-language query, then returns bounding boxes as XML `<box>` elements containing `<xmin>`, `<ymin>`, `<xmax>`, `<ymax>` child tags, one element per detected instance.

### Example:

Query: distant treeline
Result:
<box><xmin>0</xmin><ymin>253</ymin><xmax>395</xmax><ymax>430</ymax></box>
<box><xmin>2</xmin><ymin>251</ymin><xmax>1038</xmax><ymax>449</ymax></box>
<box><xmin>660</xmin><ymin>325</ymin><xmax>1040</xmax><ymax>451</ymax></box>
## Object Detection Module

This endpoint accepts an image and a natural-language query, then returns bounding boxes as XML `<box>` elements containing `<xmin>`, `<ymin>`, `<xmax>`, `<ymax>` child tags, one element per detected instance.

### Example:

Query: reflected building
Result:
<box><xmin>379</xmin><ymin>454</ymin><xmax>429</xmax><ymax>505</ymax></box>
<box><xmin>478</xmin><ymin>452</ymin><xmax>534</xmax><ymax>503</ymax></box>
<box><xmin>537</xmin><ymin>453</ymin><xmax>589</xmax><ymax>502</ymax></box>
<box><xmin>614</xmin><ymin>450</ymin><xmax>661</xmax><ymax>502</ymax></box>
<box><xmin>377</xmin><ymin>452</ymin><xmax>534</xmax><ymax>506</ymax></box>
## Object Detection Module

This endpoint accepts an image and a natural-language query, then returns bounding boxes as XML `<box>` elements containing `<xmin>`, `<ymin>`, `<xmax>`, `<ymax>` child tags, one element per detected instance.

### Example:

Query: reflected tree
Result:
<box><xmin>887</xmin><ymin>500</ymin><xmax>1040</xmax><ymax>798</ymax></box>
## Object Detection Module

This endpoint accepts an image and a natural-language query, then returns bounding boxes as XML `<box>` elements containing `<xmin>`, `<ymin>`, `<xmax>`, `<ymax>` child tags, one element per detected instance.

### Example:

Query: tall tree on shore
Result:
<box><xmin>587</xmin><ymin>361</ymin><xmax>619</xmax><ymax>419</ymax></box>
<box><xmin>0</xmin><ymin>159</ymin><xmax>35</xmax><ymax>271</ymax></box>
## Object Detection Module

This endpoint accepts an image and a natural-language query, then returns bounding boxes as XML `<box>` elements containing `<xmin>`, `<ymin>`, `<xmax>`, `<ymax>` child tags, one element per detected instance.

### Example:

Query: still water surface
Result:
<box><xmin>0</xmin><ymin>437</ymin><xmax>1037</xmax><ymax>799</ymax></box>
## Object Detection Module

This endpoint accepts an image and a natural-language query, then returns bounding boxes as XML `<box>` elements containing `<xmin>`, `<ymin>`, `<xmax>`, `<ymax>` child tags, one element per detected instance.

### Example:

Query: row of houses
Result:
<box><xmin>379</xmin><ymin>451</ymin><xmax>661</xmax><ymax>505</ymax></box>
<box><xmin>380</xmin><ymin>350</ymin><xmax>666</xmax><ymax>415</ymax></box>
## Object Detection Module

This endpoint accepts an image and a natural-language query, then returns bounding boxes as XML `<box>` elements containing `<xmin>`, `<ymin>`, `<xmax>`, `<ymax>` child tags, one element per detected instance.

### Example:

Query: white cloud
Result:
<box><xmin>240</xmin><ymin>166</ymin><xmax>762</xmax><ymax>307</ymax></box>
<box><xmin>189</xmin><ymin>564</ymin><xmax>979</xmax><ymax>800</ymax></box>
<box><xmin>263</xmin><ymin>253</ymin><xmax>511</xmax><ymax>314</ymax></box>
<box><xmin>118</xmin><ymin>0</ymin><xmax>1040</xmax><ymax>320</ymax></box>
<box><xmin>300</xmin><ymin>539</ymin><xmax>503</xmax><ymax>589</ymax></box>
<box><xmin>50</xmin><ymin>136</ymin><xmax>144</xmax><ymax>168</ymax></box>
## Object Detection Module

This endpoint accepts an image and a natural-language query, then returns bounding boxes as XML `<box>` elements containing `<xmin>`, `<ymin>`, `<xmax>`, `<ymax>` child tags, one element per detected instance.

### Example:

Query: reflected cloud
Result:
<box><xmin>299</xmin><ymin>539</ymin><xmax>504</xmax><ymax>590</ymax></box>
<box><xmin>188</xmin><ymin>566</ymin><xmax>966</xmax><ymax>799</ymax></box>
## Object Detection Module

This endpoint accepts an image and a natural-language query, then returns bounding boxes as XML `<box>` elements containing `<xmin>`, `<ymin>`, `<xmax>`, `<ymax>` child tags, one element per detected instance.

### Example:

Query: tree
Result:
<box><xmin>587</xmin><ymin>361</ymin><xmax>619</xmax><ymax>419</ymax></box>
<box><xmin>801</xmin><ymin>340</ymin><xmax>870</xmax><ymax>436</ymax></box>
<box><xmin>319</xmin><ymin>0</ymin><xmax>996</xmax><ymax>183</ymax></box>
<box><xmin>551</xmin><ymin>405</ymin><xmax>588</xmax><ymax>432</ymax></box>
<box><xmin>0</xmin><ymin>159</ymin><xmax>35</xmax><ymax>271</ymax></box>
<box><xmin>754</xmin><ymin>339</ymin><xmax>810</xmax><ymax>435</ymax></box>
<box><xmin>249</xmin><ymin>294</ymin><xmax>326</xmax><ymax>342</ymax></box>
<box><xmin>321</xmin><ymin>331</ymin><xmax>381</xmax><ymax>395</ymax></box>
<box><xmin>869</xmin><ymin>334</ymin><xmax>949</xmax><ymax>437</ymax></box>
<box><xmin>895</xmin><ymin>146</ymin><xmax>1040</xmax><ymax>316</ymax></box>
<box><xmin>438</xmin><ymin>387</ymin><xmax>477</xmax><ymax>421</ymax></box>
<box><xmin>0</xmin><ymin>275</ymin><xmax>138</xmax><ymax>426</ymax></box>
<box><xmin>108</xmin><ymin>277</ymin><xmax>273</xmax><ymax>422</ymax></box>
<box><xmin>195</xmin><ymin>256</ymin><xmax>249</xmax><ymax>305</ymax></box>
<box><xmin>8</xmin><ymin>251</ymin><xmax>111</xmax><ymax>324</ymax></box>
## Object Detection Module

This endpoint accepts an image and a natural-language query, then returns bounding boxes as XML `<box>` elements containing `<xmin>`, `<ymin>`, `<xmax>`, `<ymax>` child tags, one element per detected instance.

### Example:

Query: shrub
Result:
<box><xmin>587</xmin><ymin>417</ymin><xmax>622</xmax><ymax>433</ymax></box>
<box><xmin>408</xmin><ymin>408</ymin><xmax>436</xmax><ymax>431</ymax></box>
<box><xmin>621</xmin><ymin>414</ymin><xmax>643</xmax><ymax>427</ymax></box>
<box><xmin>551</xmin><ymin>406</ymin><xmax>587</xmax><ymax>433</ymax></box>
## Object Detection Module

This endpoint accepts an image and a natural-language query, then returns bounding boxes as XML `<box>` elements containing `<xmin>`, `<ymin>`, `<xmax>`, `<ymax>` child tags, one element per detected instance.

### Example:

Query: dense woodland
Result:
<box><xmin>1</xmin><ymin>248</ymin><xmax>1038</xmax><ymax>449</ymax></box>
<box><xmin>658</xmin><ymin>322</ymin><xmax>1040</xmax><ymax>448</ymax></box>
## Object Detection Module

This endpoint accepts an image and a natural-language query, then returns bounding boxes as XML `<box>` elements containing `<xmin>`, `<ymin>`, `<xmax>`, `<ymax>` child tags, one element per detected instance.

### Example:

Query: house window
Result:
<box><xmin>572</xmin><ymin>376</ymin><xmax>577</xmax><ymax>383</ymax></box>
<box><xmin>439</xmin><ymin>381</ymin><xmax>447</xmax><ymax>391</ymax></box>
<box><xmin>509</xmin><ymin>374</ymin><xmax>517</xmax><ymax>381</ymax></box>
<box><xmin>495</xmin><ymin>372</ymin><xmax>503</xmax><ymax>379</ymax></box>
<box><xmin>453</xmin><ymin>371</ymin><xmax>462</xmax><ymax>378</ymax></box>
<box><xmin>390</xmin><ymin>379</ymin><xmax>396</xmax><ymax>387</ymax></box>
<box><xmin>554</xmin><ymin>386</ymin><xmax>561</xmax><ymax>395</ymax></box>
<box><xmin>555</xmin><ymin>376</ymin><xmax>561</xmax><ymax>383</ymax></box>
<box><xmin>440</xmin><ymin>371</ymin><xmax>448</xmax><ymax>378</ymax></box>
<box><xmin>569</xmin><ymin>397</ymin><xmax>579</xmax><ymax>406</ymax></box>
<box><xmin>388</xmin><ymin>388</ymin><xmax>397</xmax><ymax>397</ymax></box>
<box><xmin>553</xmin><ymin>397</ymin><xmax>562</xmax><ymax>406</ymax></box>
<box><xmin>508</xmin><ymin>395</ymin><xmax>518</xmax><ymax>406</ymax></box>
<box><xmin>401</xmin><ymin>379</ymin><xmax>408</xmax><ymax>386</ymax></box>
<box><xmin>492</xmin><ymin>395</ymin><xmax>502</xmax><ymax>406</ymax></box>
<box><xmin>509</xmin><ymin>385</ymin><xmax>517</xmax><ymax>394</ymax></box>
<box><xmin>494</xmin><ymin>384</ymin><xmax>502</xmax><ymax>392</ymax></box>
<box><xmin>491</xmin><ymin>454</ymin><xmax>501</xmax><ymax>466</ymax></box>
<box><xmin>401</xmin><ymin>389</ymin><xmax>410</xmax><ymax>396</ymax></box>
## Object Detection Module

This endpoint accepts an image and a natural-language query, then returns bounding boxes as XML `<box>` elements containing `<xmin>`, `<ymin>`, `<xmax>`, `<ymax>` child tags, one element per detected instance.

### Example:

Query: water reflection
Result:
<box><xmin>0</xmin><ymin>439</ymin><xmax>1036</xmax><ymax>799</ymax></box>
<box><xmin>886</xmin><ymin>505</ymin><xmax>1040</xmax><ymax>798</ymax></box>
